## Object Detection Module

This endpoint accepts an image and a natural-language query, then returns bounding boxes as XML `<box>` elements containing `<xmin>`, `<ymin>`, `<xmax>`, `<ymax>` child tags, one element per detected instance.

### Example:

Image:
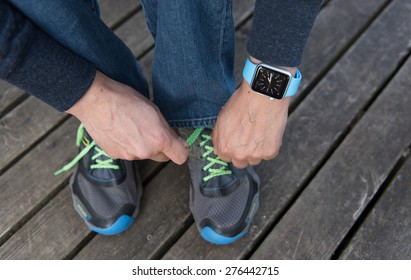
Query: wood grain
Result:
<box><xmin>0</xmin><ymin>81</ymin><xmax>26</xmax><ymax>117</ymax></box>
<box><xmin>0</xmin><ymin>98</ymin><xmax>64</xmax><ymax>173</ymax></box>
<box><xmin>339</xmin><ymin>155</ymin><xmax>411</xmax><ymax>259</ymax></box>
<box><xmin>0</xmin><ymin>118</ymin><xmax>79</xmax><ymax>242</ymax></box>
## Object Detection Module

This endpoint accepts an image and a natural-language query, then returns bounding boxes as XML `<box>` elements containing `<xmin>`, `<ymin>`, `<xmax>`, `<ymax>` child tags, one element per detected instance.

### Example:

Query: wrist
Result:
<box><xmin>66</xmin><ymin>70</ymin><xmax>106</xmax><ymax>120</ymax></box>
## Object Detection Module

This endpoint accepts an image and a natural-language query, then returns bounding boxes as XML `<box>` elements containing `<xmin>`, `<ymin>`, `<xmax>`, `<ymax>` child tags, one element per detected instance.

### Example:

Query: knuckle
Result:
<box><xmin>218</xmin><ymin>145</ymin><xmax>230</xmax><ymax>156</ymax></box>
<box><xmin>233</xmin><ymin>160</ymin><xmax>247</xmax><ymax>169</ymax></box>
<box><xmin>154</xmin><ymin>131</ymin><xmax>171</xmax><ymax>150</ymax></box>
<box><xmin>152</xmin><ymin>133</ymin><xmax>165</xmax><ymax>148</ymax></box>
<box><xmin>234</xmin><ymin>151</ymin><xmax>248</xmax><ymax>162</ymax></box>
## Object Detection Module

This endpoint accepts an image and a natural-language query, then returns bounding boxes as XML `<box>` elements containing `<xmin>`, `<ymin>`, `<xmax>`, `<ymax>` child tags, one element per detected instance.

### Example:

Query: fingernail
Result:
<box><xmin>178</xmin><ymin>136</ymin><xmax>189</xmax><ymax>148</ymax></box>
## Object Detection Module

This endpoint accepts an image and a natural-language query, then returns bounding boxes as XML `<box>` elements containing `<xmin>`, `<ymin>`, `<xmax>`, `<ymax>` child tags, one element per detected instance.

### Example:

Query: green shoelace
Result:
<box><xmin>54</xmin><ymin>124</ymin><xmax>119</xmax><ymax>175</ymax></box>
<box><xmin>187</xmin><ymin>128</ymin><xmax>232</xmax><ymax>182</ymax></box>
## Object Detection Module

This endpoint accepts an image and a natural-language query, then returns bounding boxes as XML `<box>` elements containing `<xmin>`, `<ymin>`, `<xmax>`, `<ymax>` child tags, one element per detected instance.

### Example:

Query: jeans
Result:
<box><xmin>10</xmin><ymin>0</ymin><xmax>236</xmax><ymax>128</ymax></box>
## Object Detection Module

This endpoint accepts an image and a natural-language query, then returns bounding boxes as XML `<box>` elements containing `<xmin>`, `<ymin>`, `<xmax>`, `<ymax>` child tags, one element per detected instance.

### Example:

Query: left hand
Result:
<box><xmin>213</xmin><ymin>77</ymin><xmax>292</xmax><ymax>169</ymax></box>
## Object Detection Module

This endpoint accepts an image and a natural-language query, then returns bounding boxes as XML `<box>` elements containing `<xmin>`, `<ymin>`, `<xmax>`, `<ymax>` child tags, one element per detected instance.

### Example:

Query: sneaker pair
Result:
<box><xmin>56</xmin><ymin>125</ymin><xmax>260</xmax><ymax>245</ymax></box>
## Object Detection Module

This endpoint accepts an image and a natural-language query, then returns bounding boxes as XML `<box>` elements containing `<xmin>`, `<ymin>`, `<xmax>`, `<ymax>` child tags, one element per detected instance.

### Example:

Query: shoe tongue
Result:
<box><xmin>82</xmin><ymin>131</ymin><xmax>125</xmax><ymax>181</ymax></box>
<box><xmin>89</xmin><ymin>150</ymin><xmax>125</xmax><ymax>181</ymax></box>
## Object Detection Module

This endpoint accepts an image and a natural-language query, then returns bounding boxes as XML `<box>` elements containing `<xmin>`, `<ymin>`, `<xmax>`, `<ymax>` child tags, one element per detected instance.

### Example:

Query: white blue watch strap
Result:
<box><xmin>242</xmin><ymin>57</ymin><xmax>302</xmax><ymax>98</ymax></box>
<box><xmin>285</xmin><ymin>68</ymin><xmax>302</xmax><ymax>97</ymax></box>
<box><xmin>242</xmin><ymin>57</ymin><xmax>257</xmax><ymax>85</ymax></box>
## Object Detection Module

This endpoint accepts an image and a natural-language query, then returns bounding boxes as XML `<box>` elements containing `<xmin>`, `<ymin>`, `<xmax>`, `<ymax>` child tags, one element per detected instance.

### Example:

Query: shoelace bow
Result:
<box><xmin>54</xmin><ymin>124</ymin><xmax>119</xmax><ymax>175</ymax></box>
<box><xmin>186</xmin><ymin>128</ymin><xmax>232</xmax><ymax>182</ymax></box>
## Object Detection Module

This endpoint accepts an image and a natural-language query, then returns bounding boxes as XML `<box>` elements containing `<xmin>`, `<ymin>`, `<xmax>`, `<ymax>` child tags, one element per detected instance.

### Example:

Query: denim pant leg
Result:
<box><xmin>141</xmin><ymin>0</ymin><xmax>236</xmax><ymax>128</ymax></box>
<box><xmin>9</xmin><ymin>0</ymin><xmax>149</xmax><ymax>97</ymax></box>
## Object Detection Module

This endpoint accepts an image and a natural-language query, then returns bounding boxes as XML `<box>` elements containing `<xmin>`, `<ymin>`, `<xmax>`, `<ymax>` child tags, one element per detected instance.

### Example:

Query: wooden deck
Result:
<box><xmin>0</xmin><ymin>0</ymin><xmax>410</xmax><ymax>260</ymax></box>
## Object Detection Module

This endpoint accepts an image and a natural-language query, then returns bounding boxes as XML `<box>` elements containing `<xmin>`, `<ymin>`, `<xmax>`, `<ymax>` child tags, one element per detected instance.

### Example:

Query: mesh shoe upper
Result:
<box><xmin>56</xmin><ymin>124</ymin><xmax>142</xmax><ymax>230</ymax></box>
<box><xmin>179</xmin><ymin>128</ymin><xmax>260</xmax><ymax>238</ymax></box>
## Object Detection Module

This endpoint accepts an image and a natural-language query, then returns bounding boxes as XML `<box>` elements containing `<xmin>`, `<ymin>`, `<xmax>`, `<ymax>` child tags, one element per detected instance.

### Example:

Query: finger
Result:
<box><xmin>248</xmin><ymin>159</ymin><xmax>262</xmax><ymax>166</ymax></box>
<box><xmin>162</xmin><ymin>130</ymin><xmax>189</xmax><ymax>165</ymax></box>
<box><xmin>232</xmin><ymin>159</ymin><xmax>248</xmax><ymax>169</ymax></box>
<box><xmin>211</xmin><ymin>127</ymin><xmax>219</xmax><ymax>154</ymax></box>
<box><xmin>216</xmin><ymin>152</ymin><xmax>232</xmax><ymax>163</ymax></box>
<box><xmin>151</xmin><ymin>152</ymin><xmax>171</xmax><ymax>162</ymax></box>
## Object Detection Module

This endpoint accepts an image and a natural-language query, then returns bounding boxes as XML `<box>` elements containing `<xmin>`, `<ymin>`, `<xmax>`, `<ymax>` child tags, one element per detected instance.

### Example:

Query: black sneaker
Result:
<box><xmin>179</xmin><ymin>127</ymin><xmax>260</xmax><ymax>245</ymax></box>
<box><xmin>55</xmin><ymin>124</ymin><xmax>142</xmax><ymax>235</ymax></box>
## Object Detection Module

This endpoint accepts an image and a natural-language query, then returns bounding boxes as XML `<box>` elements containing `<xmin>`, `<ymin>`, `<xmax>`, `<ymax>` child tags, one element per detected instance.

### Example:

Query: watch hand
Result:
<box><xmin>268</xmin><ymin>73</ymin><xmax>273</xmax><ymax>84</ymax></box>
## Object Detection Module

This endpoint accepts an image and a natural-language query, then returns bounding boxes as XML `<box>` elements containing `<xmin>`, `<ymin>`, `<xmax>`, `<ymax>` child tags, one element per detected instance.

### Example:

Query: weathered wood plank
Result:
<box><xmin>339</xmin><ymin>156</ymin><xmax>411</xmax><ymax>260</ymax></box>
<box><xmin>115</xmin><ymin>10</ymin><xmax>153</xmax><ymax>58</ymax></box>
<box><xmin>296</xmin><ymin>0</ymin><xmax>391</xmax><ymax>95</ymax></box>
<box><xmin>163</xmin><ymin>0</ymin><xmax>409</xmax><ymax>259</ymax></box>
<box><xmin>233</xmin><ymin>0</ymin><xmax>255</xmax><ymax>28</ymax></box>
<box><xmin>251</xmin><ymin>54</ymin><xmax>411</xmax><ymax>260</ymax></box>
<box><xmin>98</xmin><ymin>0</ymin><xmax>140</xmax><ymax>28</ymax></box>
<box><xmin>0</xmin><ymin>118</ymin><xmax>79</xmax><ymax>243</ymax></box>
<box><xmin>0</xmin><ymin>98</ymin><xmax>65</xmax><ymax>173</ymax></box>
<box><xmin>0</xmin><ymin>187</ymin><xmax>90</xmax><ymax>260</ymax></box>
<box><xmin>0</xmin><ymin>81</ymin><xmax>26</xmax><ymax>117</ymax></box>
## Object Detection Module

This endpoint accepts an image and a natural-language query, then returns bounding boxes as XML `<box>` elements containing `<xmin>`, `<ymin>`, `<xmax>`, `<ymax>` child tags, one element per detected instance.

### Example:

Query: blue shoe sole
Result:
<box><xmin>199</xmin><ymin>192</ymin><xmax>260</xmax><ymax>245</ymax></box>
<box><xmin>69</xmin><ymin>170</ymin><xmax>139</xmax><ymax>236</ymax></box>
<box><xmin>88</xmin><ymin>215</ymin><xmax>134</xmax><ymax>235</ymax></box>
<box><xmin>200</xmin><ymin>226</ymin><xmax>248</xmax><ymax>245</ymax></box>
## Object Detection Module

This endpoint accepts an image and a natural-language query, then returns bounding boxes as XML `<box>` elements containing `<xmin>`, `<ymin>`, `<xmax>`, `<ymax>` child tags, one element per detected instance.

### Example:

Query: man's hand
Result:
<box><xmin>67</xmin><ymin>71</ymin><xmax>189</xmax><ymax>164</ymax></box>
<box><xmin>213</xmin><ymin>61</ymin><xmax>296</xmax><ymax>168</ymax></box>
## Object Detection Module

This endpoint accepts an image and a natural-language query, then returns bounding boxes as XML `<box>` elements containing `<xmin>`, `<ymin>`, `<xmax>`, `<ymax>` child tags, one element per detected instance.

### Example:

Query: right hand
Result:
<box><xmin>67</xmin><ymin>71</ymin><xmax>189</xmax><ymax>164</ymax></box>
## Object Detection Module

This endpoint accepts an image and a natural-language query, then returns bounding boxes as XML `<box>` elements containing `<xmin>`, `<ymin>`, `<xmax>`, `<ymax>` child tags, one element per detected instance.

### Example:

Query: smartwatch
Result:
<box><xmin>242</xmin><ymin>57</ymin><xmax>302</xmax><ymax>100</ymax></box>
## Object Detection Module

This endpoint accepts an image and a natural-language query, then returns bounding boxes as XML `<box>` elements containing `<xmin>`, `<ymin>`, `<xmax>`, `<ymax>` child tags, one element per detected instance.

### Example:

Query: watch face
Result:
<box><xmin>251</xmin><ymin>66</ymin><xmax>290</xmax><ymax>99</ymax></box>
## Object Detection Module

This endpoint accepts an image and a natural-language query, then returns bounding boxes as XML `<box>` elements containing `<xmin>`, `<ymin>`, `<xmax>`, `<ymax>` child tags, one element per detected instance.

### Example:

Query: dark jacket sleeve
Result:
<box><xmin>0</xmin><ymin>0</ymin><xmax>96</xmax><ymax>111</ymax></box>
<box><xmin>247</xmin><ymin>0</ymin><xmax>322</xmax><ymax>67</ymax></box>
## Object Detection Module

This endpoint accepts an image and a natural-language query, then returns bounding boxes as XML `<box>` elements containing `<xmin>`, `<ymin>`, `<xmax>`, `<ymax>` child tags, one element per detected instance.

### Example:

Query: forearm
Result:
<box><xmin>248</xmin><ymin>0</ymin><xmax>322</xmax><ymax>67</ymax></box>
<box><xmin>0</xmin><ymin>0</ymin><xmax>96</xmax><ymax>112</ymax></box>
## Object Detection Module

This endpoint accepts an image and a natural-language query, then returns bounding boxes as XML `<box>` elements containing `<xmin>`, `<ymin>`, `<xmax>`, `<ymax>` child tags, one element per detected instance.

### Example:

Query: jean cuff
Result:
<box><xmin>168</xmin><ymin>116</ymin><xmax>218</xmax><ymax>129</ymax></box>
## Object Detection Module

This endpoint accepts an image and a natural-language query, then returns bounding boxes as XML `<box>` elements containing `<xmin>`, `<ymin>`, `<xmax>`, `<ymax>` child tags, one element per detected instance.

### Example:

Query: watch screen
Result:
<box><xmin>251</xmin><ymin>66</ymin><xmax>290</xmax><ymax>99</ymax></box>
